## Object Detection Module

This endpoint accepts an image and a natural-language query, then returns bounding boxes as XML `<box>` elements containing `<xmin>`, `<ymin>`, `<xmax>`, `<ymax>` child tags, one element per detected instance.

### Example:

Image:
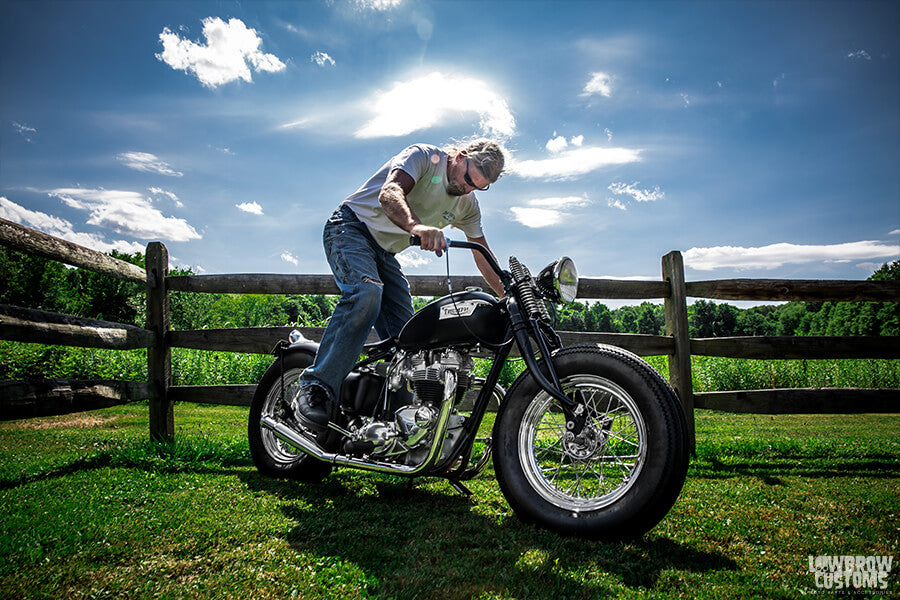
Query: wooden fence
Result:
<box><xmin>2</xmin><ymin>217</ymin><xmax>898</xmax><ymax>450</ymax></box>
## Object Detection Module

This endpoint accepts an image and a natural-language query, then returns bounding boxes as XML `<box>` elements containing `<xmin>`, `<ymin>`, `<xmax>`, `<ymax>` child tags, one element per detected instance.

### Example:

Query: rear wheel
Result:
<box><xmin>493</xmin><ymin>344</ymin><xmax>688</xmax><ymax>540</ymax></box>
<box><xmin>248</xmin><ymin>351</ymin><xmax>332</xmax><ymax>482</ymax></box>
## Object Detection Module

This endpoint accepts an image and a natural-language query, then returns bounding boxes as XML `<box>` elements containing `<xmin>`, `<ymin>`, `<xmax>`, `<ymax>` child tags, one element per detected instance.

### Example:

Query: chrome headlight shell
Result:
<box><xmin>537</xmin><ymin>256</ymin><xmax>578</xmax><ymax>304</ymax></box>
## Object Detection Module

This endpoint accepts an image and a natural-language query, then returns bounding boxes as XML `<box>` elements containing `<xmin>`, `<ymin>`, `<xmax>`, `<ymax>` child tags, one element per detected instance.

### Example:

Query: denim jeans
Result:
<box><xmin>299</xmin><ymin>204</ymin><xmax>414</xmax><ymax>401</ymax></box>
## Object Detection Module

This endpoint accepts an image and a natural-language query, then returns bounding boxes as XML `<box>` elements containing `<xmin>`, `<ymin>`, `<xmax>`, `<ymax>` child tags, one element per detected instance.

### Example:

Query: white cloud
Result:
<box><xmin>156</xmin><ymin>17</ymin><xmax>285</xmax><ymax>88</ymax></box>
<box><xmin>148</xmin><ymin>187</ymin><xmax>183</xmax><ymax>208</ymax></box>
<box><xmin>0</xmin><ymin>196</ymin><xmax>144</xmax><ymax>254</ymax></box>
<box><xmin>889</xmin><ymin>229</ymin><xmax>900</xmax><ymax>235</ymax></box>
<box><xmin>511</xmin><ymin>146</ymin><xmax>641</xmax><ymax>180</ymax></box>
<box><xmin>281</xmin><ymin>251</ymin><xmax>299</xmax><ymax>266</ymax></box>
<box><xmin>118</xmin><ymin>152</ymin><xmax>183</xmax><ymax>177</ymax></box>
<box><xmin>47</xmin><ymin>188</ymin><xmax>201</xmax><ymax>242</ymax></box>
<box><xmin>510</xmin><ymin>196</ymin><xmax>591</xmax><ymax>228</ymax></box>
<box><xmin>395</xmin><ymin>249</ymin><xmax>431</xmax><ymax>268</ymax></box>
<box><xmin>355</xmin><ymin>72</ymin><xmax>515</xmax><ymax>139</ymax></box>
<box><xmin>604</xmin><ymin>128</ymin><xmax>613</xmax><ymax>142</ymax></box>
<box><xmin>278</xmin><ymin>118</ymin><xmax>312</xmax><ymax>130</ymax></box>
<box><xmin>608</xmin><ymin>182</ymin><xmax>664</xmax><ymax>203</ymax></box>
<box><xmin>510</xmin><ymin>207</ymin><xmax>564</xmax><ymax>228</ymax></box>
<box><xmin>310</xmin><ymin>51</ymin><xmax>335</xmax><ymax>67</ymax></box>
<box><xmin>545</xmin><ymin>134</ymin><xmax>584</xmax><ymax>154</ymax></box>
<box><xmin>12</xmin><ymin>121</ymin><xmax>36</xmax><ymax>142</ymax></box>
<box><xmin>583</xmin><ymin>72</ymin><xmax>613</xmax><ymax>97</ymax></box>
<box><xmin>608</xmin><ymin>198</ymin><xmax>627</xmax><ymax>211</ymax></box>
<box><xmin>236</xmin><ymin>202</ymin><xmax>263</xmax><ymax>215</ymax></box>
<box><xmin>522</xmin><ymin>196</ymin><xmax>590</xmax><ymax>209</ymax></box>
<box><xmin>847</xmin><ymin>50</ymin><xmax>872</xmax><ymax>60</ymax></box>
<box><xmin>545</xmin><ymin>135</ymin><xmax>568</xmax><ymax>154</ymax></box>
<box><xmin>355</xmin><ymin>0</ymin><xmax>404</xmax><ymax>9</ymax></box>
<box><xmin>683</xmin><ymin>241</ymin><xmax>900</xmax><ymax>271</ymax></box>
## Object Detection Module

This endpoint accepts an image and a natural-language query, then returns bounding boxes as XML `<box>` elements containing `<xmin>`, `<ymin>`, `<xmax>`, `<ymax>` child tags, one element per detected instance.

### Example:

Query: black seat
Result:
<box><xmin>363</xmin><ymin>337</ymin><xmax>397</xmax><ymax>356</ymax></box>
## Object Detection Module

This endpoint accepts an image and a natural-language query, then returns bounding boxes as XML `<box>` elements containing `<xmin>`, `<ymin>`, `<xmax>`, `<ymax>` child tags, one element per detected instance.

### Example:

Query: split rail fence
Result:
<box><xmin>2</xmin><ymin>217</ymin><xmax>899</xmax><ymax>449</ymax></box>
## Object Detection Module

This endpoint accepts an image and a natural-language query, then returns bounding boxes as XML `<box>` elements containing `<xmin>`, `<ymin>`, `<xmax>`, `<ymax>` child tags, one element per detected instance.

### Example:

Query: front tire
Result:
<box><xmin>493</xmin><ymin>344</ymin><xmax>688</xmax><ymax>540</ymax></box>
<box><xmin>248</xmin><ymin>351</ymin><xmax>332</xmax><ymax>482</ymax></box>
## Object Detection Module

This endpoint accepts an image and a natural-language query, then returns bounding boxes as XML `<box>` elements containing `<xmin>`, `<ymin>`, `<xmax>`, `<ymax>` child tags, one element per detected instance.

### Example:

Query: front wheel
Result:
<box><xmin>248</xmin><ymin>350</ymin><xmax>332</xmax><ymax>482</ymax></box>
<box><xmin>493</xmin><ymin>344</ymin><xmax>688</xmax><ymax>540</ymax></box>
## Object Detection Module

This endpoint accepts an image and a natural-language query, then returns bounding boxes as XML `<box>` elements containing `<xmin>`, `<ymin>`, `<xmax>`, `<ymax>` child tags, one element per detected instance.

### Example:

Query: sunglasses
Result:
<box><xmin>464</xmin><ymin>160</ymin><xmax>490</xmax><ymax>191</ymax></box>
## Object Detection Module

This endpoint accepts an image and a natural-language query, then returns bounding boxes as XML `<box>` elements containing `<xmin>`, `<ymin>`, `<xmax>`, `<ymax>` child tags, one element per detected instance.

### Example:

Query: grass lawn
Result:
<box><xmin>1</xmin><ymin>403</ymin><xmax>898</xmax><ymax>599</ymax></box>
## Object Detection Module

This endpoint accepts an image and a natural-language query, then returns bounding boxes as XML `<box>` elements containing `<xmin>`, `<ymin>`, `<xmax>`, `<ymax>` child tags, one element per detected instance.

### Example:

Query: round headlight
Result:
<box><xmin>555</xmin><ymin>257</ymin><xmax>578</xmax><ymax>303</ymax></box>
<box><xmin>538</xmin><ymin>256</ymin><xmax>578</xmax><ymax>304</ymax></box>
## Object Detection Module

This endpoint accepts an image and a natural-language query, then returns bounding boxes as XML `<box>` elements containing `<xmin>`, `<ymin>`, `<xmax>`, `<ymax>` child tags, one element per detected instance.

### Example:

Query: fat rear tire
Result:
<box><xmin>493</xmin><ymin>344</ymin><xmax>688</xmax><ymax>540</ymax></box>
<box><xmin>248</xmin><ymin>351</ymin><xmax>333</xmax><ymax>482</ymax></box>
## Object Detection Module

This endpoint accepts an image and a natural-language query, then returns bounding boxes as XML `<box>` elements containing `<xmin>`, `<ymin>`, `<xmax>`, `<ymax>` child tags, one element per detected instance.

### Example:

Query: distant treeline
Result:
<box><xmin>1</xmin><ymin>247</ymin><xmax>897</xmax><ymax>337</ymax></box>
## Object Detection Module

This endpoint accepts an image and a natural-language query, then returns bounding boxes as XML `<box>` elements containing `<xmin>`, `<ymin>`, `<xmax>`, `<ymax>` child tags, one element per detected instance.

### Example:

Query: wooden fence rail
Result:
<box><xmin>1</xmin><ymin>217</ymin><xmax>898</xmax><ymax>449</ymax></box>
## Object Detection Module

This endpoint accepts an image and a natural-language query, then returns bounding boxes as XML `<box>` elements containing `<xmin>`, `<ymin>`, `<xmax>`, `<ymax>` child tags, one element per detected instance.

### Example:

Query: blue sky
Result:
<box><xmin>2</xmin><ymin>0</ymin><xmax>898</xmax><ymax>296</ymax></box>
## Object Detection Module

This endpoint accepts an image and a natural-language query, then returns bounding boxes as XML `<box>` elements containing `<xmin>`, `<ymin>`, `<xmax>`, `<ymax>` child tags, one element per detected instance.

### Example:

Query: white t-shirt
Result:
<box><xmin>342</xmin><ymin>144</ymin><xmax>484</xmax><ymax>254</ymax></box>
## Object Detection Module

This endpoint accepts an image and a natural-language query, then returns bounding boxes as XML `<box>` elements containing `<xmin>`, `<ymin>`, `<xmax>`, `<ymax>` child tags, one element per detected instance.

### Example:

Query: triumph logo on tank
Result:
<box><xmin>807</xmin><ymin>554</ymin><xmax>893</xmax><ymax>592</ymax></box>
<box><xmin>439</xmin><ymin>300</ymin><xmax>487</xmax><ymax>320</ymax></box>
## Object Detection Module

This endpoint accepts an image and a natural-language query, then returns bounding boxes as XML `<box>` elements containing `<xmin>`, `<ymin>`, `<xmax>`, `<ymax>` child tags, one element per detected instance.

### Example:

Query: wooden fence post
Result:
<box><xmin>146</xmin><ymin>242</ymin><xmax>173</xmax><ymax>441</ymax></box>
<box><xmin>662</xmin><ymin>251</ymin><xmax>695</xmax><ymax>452</ymax></box>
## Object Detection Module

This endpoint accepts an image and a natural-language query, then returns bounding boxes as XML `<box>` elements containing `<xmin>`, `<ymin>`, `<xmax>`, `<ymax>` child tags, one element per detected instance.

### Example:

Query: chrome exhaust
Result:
<box><xmin>259</xmin><ymin>370</ymin><xmax>457</xmax><ymax>476</ymax></box>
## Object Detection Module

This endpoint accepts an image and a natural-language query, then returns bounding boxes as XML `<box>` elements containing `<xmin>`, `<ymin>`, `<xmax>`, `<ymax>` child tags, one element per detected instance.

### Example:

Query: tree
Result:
<box><xmin>635</xmin><ymin>302</ymin><xmax>664</xmax><ymax>335</ymax></box>
<box><xmin>869</xmin><ymin>260</ymin><xmax>899</xmax><ymax>335</ymax></box>
<box><xmin>689</xmin><ymin>300</ymin><xmax>717</xmax><ymax>337</ymax></box>
<box><xmin>776</xmin><ymin>302</ymin><xmax>806</xmax><ymax>336</ymax></box>
<box><xmin>585</xmin><ymin>302</ymin><xmax>614</xmax><ymax>332</ymax></box>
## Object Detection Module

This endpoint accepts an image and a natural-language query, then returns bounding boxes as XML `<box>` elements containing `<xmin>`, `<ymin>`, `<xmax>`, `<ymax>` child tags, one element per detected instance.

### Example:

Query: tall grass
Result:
<box><xmin>0</xmin><ymin>342</ymin><xmax>270</xmax><ymax>386</ymax></box>
<box><xmin>2</xmin><ymin>341</ymin><xmax>899</xmax><ymax>392</ymax></box>
<box><xmin>689</xmin><ymin>356</ymin><xmax>900</xmax><ymax>391</ymax></box>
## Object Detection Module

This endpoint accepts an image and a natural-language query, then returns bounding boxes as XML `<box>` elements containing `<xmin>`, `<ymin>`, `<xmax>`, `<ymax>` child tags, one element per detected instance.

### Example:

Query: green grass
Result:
<box><xmin>1</xmin><ymin>404</ymin><xmax>898</xmax><ymax>599</ymax></box>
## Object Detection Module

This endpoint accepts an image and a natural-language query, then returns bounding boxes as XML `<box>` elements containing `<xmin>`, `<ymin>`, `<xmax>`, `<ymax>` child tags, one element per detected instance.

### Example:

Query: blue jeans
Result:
<box><xmin>300</xmin><ymin>204</ymin><xmax>414</xmax><ymax>401</ymax></box>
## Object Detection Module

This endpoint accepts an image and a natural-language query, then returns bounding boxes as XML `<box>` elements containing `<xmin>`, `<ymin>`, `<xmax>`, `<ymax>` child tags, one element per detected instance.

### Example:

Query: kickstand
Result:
<box><xmin>447</xmin><ymin>480</ymin><xmax>475</xmax><ymax>499</ymax></box>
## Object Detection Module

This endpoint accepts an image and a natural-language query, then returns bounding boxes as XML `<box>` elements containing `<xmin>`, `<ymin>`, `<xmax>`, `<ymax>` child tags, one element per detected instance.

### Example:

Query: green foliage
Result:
<box><xmin>690</xmin><ymin>356</ymin><xmax>900</xmax><ymax>392</ymax></box>
<box><xmin>2</xmin><ymin>250</ymin><xmax>898</xmax><ymax>393</ymax></box>
<box><xmin>0</xmin><ymin>248</ymin><xmax>338</xmax><ymax>330</ymax></box>
<box><xmin>0</xmin><ymin>342</ymin><xmax>147</xmax><ymax>381</ymax></box>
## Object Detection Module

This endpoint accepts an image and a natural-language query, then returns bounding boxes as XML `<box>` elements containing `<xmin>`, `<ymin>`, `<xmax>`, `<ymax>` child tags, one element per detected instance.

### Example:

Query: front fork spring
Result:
<box><xmin>509</xmin><ymin>256</ymin><xmax>550</xmax><ymax>321</ymax></box>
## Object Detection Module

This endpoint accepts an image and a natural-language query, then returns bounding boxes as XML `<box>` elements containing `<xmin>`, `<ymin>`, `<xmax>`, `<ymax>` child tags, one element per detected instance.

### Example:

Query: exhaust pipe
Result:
<box><xmin>259</xmin><ymin>370</ymin><xmax>457</xmax><ymax>476</ymax></box>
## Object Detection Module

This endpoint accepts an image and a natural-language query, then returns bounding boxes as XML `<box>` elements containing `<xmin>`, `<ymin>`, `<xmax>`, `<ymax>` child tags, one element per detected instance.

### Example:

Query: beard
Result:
<box><xmin>445</xmin><ymin>180</ymin><xmax>467</xmax><ymax>197</ymax></box>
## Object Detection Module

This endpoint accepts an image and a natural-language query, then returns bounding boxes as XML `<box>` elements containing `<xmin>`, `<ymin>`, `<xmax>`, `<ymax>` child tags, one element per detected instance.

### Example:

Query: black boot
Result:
<box><xmin>292</xmin><ymin>385</ymin><xmax>333</xmax><ymax>433</ymax></box>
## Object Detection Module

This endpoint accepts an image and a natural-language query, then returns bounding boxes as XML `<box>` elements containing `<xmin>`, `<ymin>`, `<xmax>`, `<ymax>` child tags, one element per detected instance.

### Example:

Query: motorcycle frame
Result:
<box><xmin>262</xmin><ymin>238</ymin><xmax>579</xmax><ymax>483</ymax></box>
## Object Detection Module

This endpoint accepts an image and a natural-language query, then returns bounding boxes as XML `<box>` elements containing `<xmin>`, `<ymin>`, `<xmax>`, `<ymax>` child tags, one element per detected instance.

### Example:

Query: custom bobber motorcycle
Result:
<box><xmin>249</xmin><ymin>237</ymin><xmax>689</xmax><ymax>539</ymax></box>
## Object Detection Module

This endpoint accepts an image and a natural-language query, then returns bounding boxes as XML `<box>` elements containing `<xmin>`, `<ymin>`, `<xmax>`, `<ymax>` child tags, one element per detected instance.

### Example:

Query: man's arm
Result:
<box><xmin>379</xmin><ymin>169</ymin><xmax>447</xmax><ymax>255</ymax></box>
<box><xmin>466</xmin><ymin>235</ymin><xmax>505</xmax><ymax>297</ymax></box>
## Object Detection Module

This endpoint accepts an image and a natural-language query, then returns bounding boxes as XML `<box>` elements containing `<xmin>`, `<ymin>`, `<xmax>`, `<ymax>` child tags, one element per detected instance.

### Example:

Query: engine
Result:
<box><xmin>342</xmin><ymin>348</ymin><xmax>474</xmax><ymax>465</ymax></box>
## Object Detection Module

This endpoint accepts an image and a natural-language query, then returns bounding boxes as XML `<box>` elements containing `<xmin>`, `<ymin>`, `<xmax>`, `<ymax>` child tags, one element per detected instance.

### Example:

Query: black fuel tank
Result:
<box><xmin>397</xmin><ymin>290</ymin><xmax>507</xmax><ymax>350</ymax></box>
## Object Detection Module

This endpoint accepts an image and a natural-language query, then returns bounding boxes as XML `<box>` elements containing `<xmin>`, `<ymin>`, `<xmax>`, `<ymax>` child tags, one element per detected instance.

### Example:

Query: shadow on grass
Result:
<box><xmin>241</xmin><ymin>472</ymin><xmax>736</xmax><ymax>599</ymax></box>
<box><xmin>0</xmin><ymin>443</ymin><xmax>253</xmax><ymax>491</ymax></box>
<box><xmin>690</xmin><ymin>455</ymin><xmax>900</xmax><ymax>483</ymax></box>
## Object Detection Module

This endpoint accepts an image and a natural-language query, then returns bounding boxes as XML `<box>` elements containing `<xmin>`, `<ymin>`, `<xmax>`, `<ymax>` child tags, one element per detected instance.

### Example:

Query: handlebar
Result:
<box><xmin>409</xmin><ymin>235</ymin><xmax>506</xmax><ymax>280</ymax></box>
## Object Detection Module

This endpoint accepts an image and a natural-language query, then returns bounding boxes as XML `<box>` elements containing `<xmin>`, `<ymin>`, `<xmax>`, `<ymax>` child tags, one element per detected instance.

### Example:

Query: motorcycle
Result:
<box><xmin>249</xmin><ymin>237</ymin><xmax>689</xmax><ymax>539</ymax></box>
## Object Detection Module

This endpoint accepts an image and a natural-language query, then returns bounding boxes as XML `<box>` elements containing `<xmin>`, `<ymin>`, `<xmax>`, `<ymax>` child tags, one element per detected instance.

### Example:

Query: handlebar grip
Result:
<box><xmin>410</xmin><ymin>235</ymin><xmax>456</xmax><ymax>248</ymax></box>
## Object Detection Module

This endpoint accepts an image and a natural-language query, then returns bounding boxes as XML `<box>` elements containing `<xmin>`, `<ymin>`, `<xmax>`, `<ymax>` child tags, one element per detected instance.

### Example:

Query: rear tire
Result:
<box><xmin>493</xmin><ymin>344</ymin><xmax>688</xmax><ymax>540</ymax></box>
<box><xmin>248</xmin><ymin>351</ymin><xmax>333</xmax><ymax>482</ymax></box>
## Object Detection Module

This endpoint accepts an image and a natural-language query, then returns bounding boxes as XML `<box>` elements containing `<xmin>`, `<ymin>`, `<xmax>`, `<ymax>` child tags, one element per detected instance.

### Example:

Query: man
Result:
<box><xmin>294</xmin><ymin>139</ymin><xmax>506</xmax><ymax>432</ymax></box>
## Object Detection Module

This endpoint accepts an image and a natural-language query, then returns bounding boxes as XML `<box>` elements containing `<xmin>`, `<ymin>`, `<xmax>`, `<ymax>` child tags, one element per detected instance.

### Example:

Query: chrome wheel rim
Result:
<box><xmin>518</xmin><ymin>375</ymin><xmax>647</xmax><ymax>512</ymax></box>
<box><xmin>261</xmin><ymin>367</ymin><xmax>305</xmax><ymax>464</ymax></box>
